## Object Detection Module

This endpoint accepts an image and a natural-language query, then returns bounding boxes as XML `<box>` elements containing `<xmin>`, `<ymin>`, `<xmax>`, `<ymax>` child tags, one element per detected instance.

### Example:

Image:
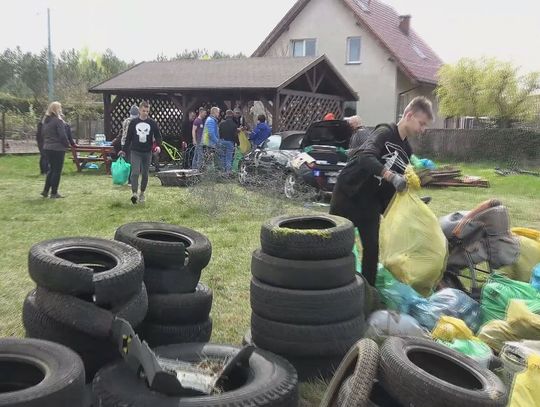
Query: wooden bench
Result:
<box><xmin>70</xmin><ymin>144</ymin><xmax>114</xmax><ymax>174</ymax></box>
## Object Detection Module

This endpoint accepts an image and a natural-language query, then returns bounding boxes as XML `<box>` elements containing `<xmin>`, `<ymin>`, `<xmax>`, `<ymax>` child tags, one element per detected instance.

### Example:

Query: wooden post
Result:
<box><xmin>1</xmin><ymin>110</ymin><xmax>5</xmax><ymax>154</ymax></box>
<box><xmin>75</xmin><ymin>114</ymin><xmax>80</xmax><ymax>143</ymax></box>
<box><xmin>103</xmin><ymin>93</ymin><xmax>112</xmax><ymax>140</ymax></box>
<box><xmin>273</xmin><ymin>93</ymin><xmax>281</xmax><ymax>132</ymax></box>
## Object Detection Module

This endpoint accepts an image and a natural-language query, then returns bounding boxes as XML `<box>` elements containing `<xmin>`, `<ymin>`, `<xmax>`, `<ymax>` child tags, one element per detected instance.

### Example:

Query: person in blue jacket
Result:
<box><xmin>249</xmin><ymin>114</ymin><xmax>272</xmax><ymax>148</ymax></box>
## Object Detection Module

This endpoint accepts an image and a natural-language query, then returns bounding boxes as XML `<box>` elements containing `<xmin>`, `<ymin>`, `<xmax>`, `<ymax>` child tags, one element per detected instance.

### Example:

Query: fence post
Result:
<box><xmin>76</xmin><ymin>114</ymin><xmax>80</xmax><ymax>143</ymax></box>
<box><xmin>1</xmin><ymin>111</ymin><xmax>5</xmax><ymax>154</ymax></box>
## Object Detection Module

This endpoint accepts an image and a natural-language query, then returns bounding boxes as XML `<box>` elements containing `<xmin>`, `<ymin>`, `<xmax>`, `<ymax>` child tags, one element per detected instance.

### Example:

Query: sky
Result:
<box><xmin>1</xmin><ymin>0</ymin><xmax>539</xmax><ymax>72</ymax></box>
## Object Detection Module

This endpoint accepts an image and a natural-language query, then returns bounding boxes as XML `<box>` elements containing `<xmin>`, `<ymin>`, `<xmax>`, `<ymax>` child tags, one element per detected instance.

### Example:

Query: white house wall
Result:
<box><xmin>396</xmin><ymin>70</ymin><xmax>444</xmax><ymax>128</ymax></box>
<box><xmin>264</xmin><ymin>0</ymin><xmax>399</xmax><ymax>126</ymax></box>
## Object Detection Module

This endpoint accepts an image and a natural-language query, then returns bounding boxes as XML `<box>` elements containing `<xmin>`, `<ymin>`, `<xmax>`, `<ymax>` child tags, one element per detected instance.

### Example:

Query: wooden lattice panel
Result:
<box><xmin>111</xmin><ymin>96</ymin><xmax>183</xmax><ymax>139</ymax></box>
<box><xmin>278</xmin><ymin>93</ymin><xmax>343</xmax><ymax>132</ymax></box>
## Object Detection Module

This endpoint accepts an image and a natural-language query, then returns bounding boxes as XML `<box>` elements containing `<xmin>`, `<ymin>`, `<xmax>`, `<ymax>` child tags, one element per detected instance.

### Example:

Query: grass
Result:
<box><xmin>0</xmin><ymin>155</ymin><xmax>539</xmax><ymax>405</ymax></box>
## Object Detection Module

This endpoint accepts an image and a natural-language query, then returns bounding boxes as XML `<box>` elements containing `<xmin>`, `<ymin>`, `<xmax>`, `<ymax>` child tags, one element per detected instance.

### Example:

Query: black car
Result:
<box><xmin>238</xmin><ymin>120</ymin><xmax>352</xmax><ymax>199</ymax></box>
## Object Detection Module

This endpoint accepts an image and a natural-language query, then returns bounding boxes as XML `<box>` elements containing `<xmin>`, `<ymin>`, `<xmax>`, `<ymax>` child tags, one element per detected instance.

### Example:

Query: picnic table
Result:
<box><xmin>70</xmin><ymin>144</ymin><xmax>115</xmax><ymax>174</ymax></box>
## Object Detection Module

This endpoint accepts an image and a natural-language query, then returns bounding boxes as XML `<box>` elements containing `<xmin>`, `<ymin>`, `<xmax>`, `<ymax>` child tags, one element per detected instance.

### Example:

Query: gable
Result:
<box><xmin>253</xmin><ymin>0</ymin><xmax>443</xmax><ymax>84</ymax></box>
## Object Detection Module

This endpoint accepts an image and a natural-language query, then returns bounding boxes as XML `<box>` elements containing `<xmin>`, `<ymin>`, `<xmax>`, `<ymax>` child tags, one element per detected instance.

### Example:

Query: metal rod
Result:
<box><xmin>47</xmin><ymin>8</ymin><xmax>54</xmax><ymax>101</ymax></box>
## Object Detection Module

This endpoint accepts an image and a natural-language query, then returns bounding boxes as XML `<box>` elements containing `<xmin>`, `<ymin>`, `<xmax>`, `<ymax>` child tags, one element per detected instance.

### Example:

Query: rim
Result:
<box><xmin>284</xmin><ymin>174</ymin><xmax>297</xmax><ymax>199</ymax></box>
<box><xmin>0</xmin><ymin>358</ymin><xmax>46</xmax><ymax>393</ymax></box>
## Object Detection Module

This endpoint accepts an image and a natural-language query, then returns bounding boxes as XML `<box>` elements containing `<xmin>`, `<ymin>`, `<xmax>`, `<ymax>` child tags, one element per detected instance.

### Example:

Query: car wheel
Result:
<box><xmin>283</xmin><ymin>173</ymin><xmax>298</xmax><ymax>199</ymax></box>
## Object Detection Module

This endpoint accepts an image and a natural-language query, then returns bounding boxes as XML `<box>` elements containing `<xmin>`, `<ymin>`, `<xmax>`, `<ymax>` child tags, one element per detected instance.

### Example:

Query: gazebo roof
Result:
<box><xmin>89</xmin><ymin>55</ymin><xmax>357</xmax><ymax>100</ymax></box>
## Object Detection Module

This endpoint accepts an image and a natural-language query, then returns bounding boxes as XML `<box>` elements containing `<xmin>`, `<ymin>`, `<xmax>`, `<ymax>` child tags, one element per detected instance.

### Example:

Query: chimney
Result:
<box><xmin>399</xmin><ymin>15</ymin><xmax>411</xmax><ymax>35</ymax></box>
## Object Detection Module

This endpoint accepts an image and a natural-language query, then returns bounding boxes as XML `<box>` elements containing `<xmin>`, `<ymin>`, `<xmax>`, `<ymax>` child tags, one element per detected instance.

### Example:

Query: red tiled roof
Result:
<box><xmin>252</xmin><ymin>0</ymin><xmax>443</xmax><ymax>85</ymax></box>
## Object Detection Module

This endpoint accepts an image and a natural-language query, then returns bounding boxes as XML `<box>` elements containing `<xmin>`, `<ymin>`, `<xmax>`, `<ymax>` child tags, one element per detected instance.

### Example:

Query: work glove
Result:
<box><xmin>118</xmin><ymin>150</ymin><xmax>126</xmax><ymax>158</ymax></box>
<box><xmin>387</xmin><ymin>172</ymin><xmax>407</xmax><ymax>192</ymax></box>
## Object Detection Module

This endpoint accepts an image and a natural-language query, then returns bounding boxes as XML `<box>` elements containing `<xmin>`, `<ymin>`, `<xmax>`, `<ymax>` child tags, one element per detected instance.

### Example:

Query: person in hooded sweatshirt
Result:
<box><xmin>330</xmin><ymin>96</ymin><xmax>433</xmax><ymax>287</ymax></box>
<box><xmin>40</xmin><ymin>101</ymin><xmax>70</xmax><ymax>199</ymax></box>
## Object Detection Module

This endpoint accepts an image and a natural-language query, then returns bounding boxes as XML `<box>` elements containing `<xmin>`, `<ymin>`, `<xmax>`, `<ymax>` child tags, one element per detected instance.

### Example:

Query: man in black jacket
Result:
<box><xmin>121</xmin><ymin>101</ymin><xmax>162</xmax><ymax>204</ymax></box>
<box><xmin>330</xmin><ymin>96</ymin><xmax>433</xmax><ymax>286</ymax></box>
<box><xmin>218</xmin><ymin>110</ymin><xmax>239</xmax><ymax>174</ymax></box>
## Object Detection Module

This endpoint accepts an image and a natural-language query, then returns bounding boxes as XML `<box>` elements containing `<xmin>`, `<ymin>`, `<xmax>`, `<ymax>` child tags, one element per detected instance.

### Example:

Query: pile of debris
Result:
<box><xmin>416</xmin><ymin>166</ymin><xmax>490</xmax><ymax>188</ymax></box>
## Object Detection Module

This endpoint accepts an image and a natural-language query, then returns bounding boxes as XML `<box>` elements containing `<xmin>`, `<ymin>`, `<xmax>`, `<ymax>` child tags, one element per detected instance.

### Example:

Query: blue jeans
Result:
<box><xmin>218</xmin><ymin>140</ymin><xmax>235</xmax><ymax>173</ymax></box>
<box><xmin>192</xmin><ymin>144</ymin><xmax>203</xmax><ymax>169</ymax></box>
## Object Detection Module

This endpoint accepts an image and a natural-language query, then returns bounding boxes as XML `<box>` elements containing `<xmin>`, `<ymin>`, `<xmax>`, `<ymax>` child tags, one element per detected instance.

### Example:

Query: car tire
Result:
<box><xmin>242</xmin><ymin>329</ymin><xmax>343</xmax><ymax>382</ymax></box>
<box><xmin>28</xmin><ymin>237</ymin><xmax>144</xmax><ymax>305</ymax></box>
<box><xmin>250</xmin><ymin>276</ymin><xmax>364</xmax><ymax>325</ymax></box>
<box><xmin>379</xmin><ymin>337</ymin><xmax>508</xmax><ymax>407</ymax></box>
<box><xmin>145</xmin><ymin>284</ymin><xmax>213</xmax><ymax>324</ymax></box>
<box><xmin>143</xmin><ymin>265</ymin><xmax>201</xmax><ymax>294</ymax></box>
<box><xmin>137</xmin><ymin>318</ymin><xmax>212</xmax><ymax>347</ymax></box>
<box><xmin>250</xmin><ymin>248</ymin><xmax>355</xmax><ymax>290</ymax></box>
<box><xmin>260</xmin><ymin>214</ymin><xmax>355</xmax><ymax>260</ymax></box>
<box><xmin>92</xmin><ymin>343</ymin><xmax>298</xmax><ymax>407</ymax></box>
<box><xmin>0</xmin><ymin>338</ymin><xmax>86</xmax><ymax>407</ymax></box>
<box><xmin>33</xmin><ymin>284</ymin><xmax>148</xmax><ymax>338</ymax></box>
<box><xmin>251</xmin><ymin>313</ymin><xmax>365</xmax><ymax>357</ymax></box>
<box><xmin>22</xmin><ymin>290</ymin><xmax>120</xmax><ymax>383</ymax></box>
<box><xmin>114</xmin><ymin>222</ymin><xmax>212</xmax><ymax>270</ymax></box>
<box><xmin>320</xmin><ymin>339</ymin><xmax>379</xmax><ymax>407</ymax></box>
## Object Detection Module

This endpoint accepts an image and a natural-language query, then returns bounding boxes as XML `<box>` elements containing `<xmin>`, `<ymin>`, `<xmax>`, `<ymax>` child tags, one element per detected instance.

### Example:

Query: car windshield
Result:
<box><xmin>262</xmin><ymin>135</ymin><xmax>282</xmax><ymax>150</ymax></box>
<box><xmin>279</xmin><ymin>133</ymin><xmax>305</xmax><ymax>150</ymax></box>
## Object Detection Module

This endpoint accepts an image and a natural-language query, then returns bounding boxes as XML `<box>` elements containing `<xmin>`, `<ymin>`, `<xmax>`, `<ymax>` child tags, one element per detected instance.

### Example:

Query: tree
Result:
<box><xmin>437</xmin><ymin>58</ymin><xmax>540</xmax><ymax>128</ymax></box>
<box><xmin>156</xmin><ymin>49</ymin><xmax>246</xmax><ymax>61</ymax></box>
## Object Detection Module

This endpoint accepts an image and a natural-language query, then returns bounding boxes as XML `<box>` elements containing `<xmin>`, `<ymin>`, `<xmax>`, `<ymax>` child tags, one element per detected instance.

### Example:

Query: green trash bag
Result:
<box><xmin>481</xmin><ymin>273</ymin><xmax>540</xmax><ymax>323</ymax></box>
<box><xmin>111</xmin><ymin>157</ymin><xmax>131</xmax><ymax>185</ymax></box>
<box><xmin>437</xmin><ymin>339</ymin><xmax>493</xmax><ymax>368</ymax></box>
<box><xmin>232</xmin><ymin>149</ymin><xmax>243</xmax><ymax>173</ymax></box>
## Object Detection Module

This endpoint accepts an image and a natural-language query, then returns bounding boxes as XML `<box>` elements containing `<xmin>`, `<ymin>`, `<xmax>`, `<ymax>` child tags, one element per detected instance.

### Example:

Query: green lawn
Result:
<box><xmin>0</xmin><ymin>155</ymin><xmax>539</xmax><ymax>405</ymax></box>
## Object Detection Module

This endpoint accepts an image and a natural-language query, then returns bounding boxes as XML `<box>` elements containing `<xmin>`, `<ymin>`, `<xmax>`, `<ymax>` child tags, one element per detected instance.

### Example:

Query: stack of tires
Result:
<box><xmin>23</xmin><ymin>237</ymin><xmax>148</xmax><ymax>381</ymax></box>
<box><xmin>249</xmin><ymin>214</ymin><xmax>366</xmax><ymax>381</ymax></box>
<box><xmin>114</xmin><ymin>222</ymin><xmax>213</xmax><ymax>347</ymax></box>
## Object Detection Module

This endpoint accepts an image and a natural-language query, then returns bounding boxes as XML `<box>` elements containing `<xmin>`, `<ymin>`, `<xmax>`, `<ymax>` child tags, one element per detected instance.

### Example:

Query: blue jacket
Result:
<box><xmin>249</xmin><ymin>122</ymin><xmax>272</xmax><ymax>146</ymax></box>
<box><xmin>202</xmin><ymin>116</ymin><xmax>219</xmax><ymax>147</ymax></box>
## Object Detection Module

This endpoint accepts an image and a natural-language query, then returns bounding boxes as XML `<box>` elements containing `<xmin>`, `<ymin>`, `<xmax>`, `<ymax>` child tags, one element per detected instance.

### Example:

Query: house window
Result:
<box><xmin>347</xmin><ymin>37</ymin><xmax>362</xmax><ymax>64</ymax></box>
<box><xmin>291</xmin><ymin>39</ymin><xmax>316</xmax><ymax>57</ymax></box>
<box><xmin>412</xmin><ymin>44</ymin><xmax>427</xmax><ymax>59</ymax></box>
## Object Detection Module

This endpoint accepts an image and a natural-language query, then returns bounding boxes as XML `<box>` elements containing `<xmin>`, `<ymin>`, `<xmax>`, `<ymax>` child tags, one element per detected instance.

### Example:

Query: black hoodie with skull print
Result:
<box><xmin>124</xmin><ymin>117</ymin><xmax>162</xmax><ymax>153</ymax></box>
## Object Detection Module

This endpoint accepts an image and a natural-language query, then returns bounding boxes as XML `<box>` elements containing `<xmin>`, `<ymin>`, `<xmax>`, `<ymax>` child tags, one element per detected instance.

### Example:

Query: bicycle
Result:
<box><xmin>152</xmin><ymin>140</ymin><xmax>187</xmax><ymax>170</ymax></box>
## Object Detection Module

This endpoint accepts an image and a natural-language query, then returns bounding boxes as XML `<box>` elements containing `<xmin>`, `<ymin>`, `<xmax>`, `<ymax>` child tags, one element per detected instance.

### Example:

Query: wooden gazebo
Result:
<box><xmin>89</xmin><ymin>55</ymin><xmax>357</xmax><ymax>140</ymax></box>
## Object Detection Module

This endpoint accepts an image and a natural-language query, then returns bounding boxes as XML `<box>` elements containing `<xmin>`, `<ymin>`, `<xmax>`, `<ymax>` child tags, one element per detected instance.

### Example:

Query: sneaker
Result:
<box><xmin>50</xmin><ymin>193</ymin><xmax>64</xmax><ymax>199</ymax></box>
<box><xmin>40</xmin><ymin>191</ymin><xmax>48</xmax><ymax>198</ymax></box>
<box><xmin>131</xmin><ymin>193</ymin><xmax>138</xmax><ymax>204</ymax></box>
<box><xmin>139</xmin><ymin>192</ymin><xmax>145</xmax><ymax>203</ymax></box>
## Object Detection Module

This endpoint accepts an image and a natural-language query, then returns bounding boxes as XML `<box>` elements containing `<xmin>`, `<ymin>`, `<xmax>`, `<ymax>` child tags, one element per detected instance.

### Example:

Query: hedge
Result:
<box><xmin>410</xmin><ymin>128</ymin><xmax>540</xmax><ymax>165</ymax></box>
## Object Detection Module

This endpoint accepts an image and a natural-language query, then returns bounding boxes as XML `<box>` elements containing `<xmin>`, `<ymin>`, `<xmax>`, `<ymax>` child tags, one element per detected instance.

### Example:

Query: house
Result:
<box><xmin>252</xmin><ymin>0</ymin><xmax>445</xmax><ymax>127</ymax></box>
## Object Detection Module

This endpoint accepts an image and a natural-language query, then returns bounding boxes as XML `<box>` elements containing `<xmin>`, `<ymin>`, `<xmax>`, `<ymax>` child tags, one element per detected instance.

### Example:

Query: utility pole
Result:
<box><xmin>47</xmin><ymin>8</ymin><xmax>54</xmax><ymax>101</ymax></box>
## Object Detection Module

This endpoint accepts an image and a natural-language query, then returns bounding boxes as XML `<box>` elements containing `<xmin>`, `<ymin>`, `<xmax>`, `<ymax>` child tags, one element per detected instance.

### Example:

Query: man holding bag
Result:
<box><xmin>120</xmin><ymin>101</ymin><xmax>162</xmax><ymax>204</ymax></box>
<box><xmin>330</xmin><ymin>96</ymin><xmax>433</xmax><ymax>286</ymax></box>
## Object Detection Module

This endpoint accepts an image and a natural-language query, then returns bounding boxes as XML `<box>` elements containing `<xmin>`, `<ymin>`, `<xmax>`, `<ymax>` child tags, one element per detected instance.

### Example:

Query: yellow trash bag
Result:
<box><xmin>238</xmin><ymin>130</ymin><xmax>251</xmax><ymax>154</ymax></box>
<box><xmin>499</xmin><ymin>232</ymin><xmax>540</xmax><ymax>282</ymax></box>
<box><xmin>478</xmin><ymin>300</ymin><xmax>540</xmax><ymax>353</ymax></box>
<box><xmin>509</xmin><ymin>354</ymin><xmax>540</xmax><ymax>407</ymax></box>
<box><xmin>512</xmin><ymin>227</ymin><xmax>540</xmax><ymax>242</ymax></box>
<box><xmin>380</xmin><ymin>191</ymin><xmax>448</xmax><ymax>297</ymax></box>
<box><xmin>432</xmin><ymin>316</ymin><xmax>475</xmax><ymax>342</ymax></box>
